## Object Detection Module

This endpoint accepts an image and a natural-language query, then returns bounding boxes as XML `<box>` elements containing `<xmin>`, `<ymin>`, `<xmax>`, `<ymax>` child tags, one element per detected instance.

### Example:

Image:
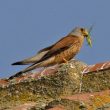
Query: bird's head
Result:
<box><xmin>70</xmin><ymin>27</ymin><xmax>92</xmax><ymax>47</ymax></box>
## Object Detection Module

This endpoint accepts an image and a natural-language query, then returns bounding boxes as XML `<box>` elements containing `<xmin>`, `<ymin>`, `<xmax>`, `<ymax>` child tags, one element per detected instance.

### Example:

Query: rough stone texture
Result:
<box><xmin>0</xmin><ymin>60</ymin><xmax>110</xmax><ymax>110</ymax></box>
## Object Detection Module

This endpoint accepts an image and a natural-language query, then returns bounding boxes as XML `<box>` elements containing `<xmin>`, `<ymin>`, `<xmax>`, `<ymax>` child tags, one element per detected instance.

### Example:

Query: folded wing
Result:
<box><xmin>36</xmin><ymin>36</ymin><xmax>78</xmax><ymax>63</ymax></box>
<box><xmin>13</xmin><ymin>36</ymin><xmax>77</xmax><ymax>74</ymax></box>
<box><xmin>12</xmin><ymin>45</ymin><xmax>54</xmax><ymax>65</ymax></box>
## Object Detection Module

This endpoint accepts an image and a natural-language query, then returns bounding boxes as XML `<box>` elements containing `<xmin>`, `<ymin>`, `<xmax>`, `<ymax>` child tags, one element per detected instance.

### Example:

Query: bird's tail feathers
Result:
<box><xmin>9</xmin><ymin>71</ymin><xmax>23</xmax><ymax>79</ymax></box>
<box><xmin>10</xmin><ymin>57</ymin><xmax>55</xmax><ymax>79</ymax></box>
<box><xmin>12</xmin><ymin>61</ymin><xmax>25</xmax><ymax>65</ymax></box>
<box><xmin>9</xmin><ymin>62</ymin><xmax>42</xmax><ymax>79</ymax></box>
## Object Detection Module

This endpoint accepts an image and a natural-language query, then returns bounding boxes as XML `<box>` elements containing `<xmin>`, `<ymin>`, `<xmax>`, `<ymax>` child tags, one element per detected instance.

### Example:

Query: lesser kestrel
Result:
<box><xmin>9</xmin><ymin>27</ymin><xmax>92</xmax><ymax>79</ymax></box>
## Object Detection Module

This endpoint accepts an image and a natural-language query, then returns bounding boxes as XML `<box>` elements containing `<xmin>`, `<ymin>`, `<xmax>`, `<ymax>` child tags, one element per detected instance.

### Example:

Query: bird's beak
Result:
<box><xmin>86</xmin><ymin>34</ymin><xmax>92</xmax><ymax>47</ymax></box>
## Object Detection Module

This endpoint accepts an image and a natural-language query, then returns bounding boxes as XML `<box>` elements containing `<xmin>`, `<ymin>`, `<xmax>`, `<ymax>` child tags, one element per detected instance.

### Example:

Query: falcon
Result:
<box><xmin>9</xmin><ymin>27</ymin><xmax>92</xmax><ymax>79</ymax></box>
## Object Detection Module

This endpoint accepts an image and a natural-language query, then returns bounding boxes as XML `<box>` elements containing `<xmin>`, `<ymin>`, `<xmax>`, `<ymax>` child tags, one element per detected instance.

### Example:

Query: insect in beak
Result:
<box><xmin>86</xmin><ymin>25</ymin><xmax>93</xmax><ymax>47</ymax></box>
<box><xmin>86</xmin><ymin>34</ymin><xmax>92</xmax><ymax>47</ymax></box>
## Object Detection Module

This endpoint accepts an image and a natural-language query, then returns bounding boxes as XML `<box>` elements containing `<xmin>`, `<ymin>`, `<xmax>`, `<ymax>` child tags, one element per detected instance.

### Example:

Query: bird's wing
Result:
<box><xmin>37</xmin><ymin>44</ymin><xmax>54</xmax><ymax>53</ymax></box>
<box><xmin>36</xmin><ymin>36</ymin><xmax>79</xmax><ymax>63</ymax></box>
<box><xmin>15</xmin><ymin>36</ymin><xmax>75</xmax><ymax>72</ymax></box>
<box><xmin>12</xmin><ymin>45</ymin><xmax>54</xmax><ymax>65</ymax></box>
<box><xmin>12</xmin><ymin>36</ymin><xmax>79</xmax><ymax>65</ymax></box>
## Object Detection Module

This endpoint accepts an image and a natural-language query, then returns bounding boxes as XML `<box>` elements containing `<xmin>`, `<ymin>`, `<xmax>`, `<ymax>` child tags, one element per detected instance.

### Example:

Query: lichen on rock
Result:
<box><xmin>0</xmin><ymin>60</ymin><xmax>110</xmax><ymax>110</ymax></box>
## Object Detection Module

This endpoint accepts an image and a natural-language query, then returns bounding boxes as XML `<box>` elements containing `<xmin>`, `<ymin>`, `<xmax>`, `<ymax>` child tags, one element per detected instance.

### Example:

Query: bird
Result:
<box><xmin>9</xmin><ymin>27</ymin><xmax>92</xmax><ymax>79</ymax></box>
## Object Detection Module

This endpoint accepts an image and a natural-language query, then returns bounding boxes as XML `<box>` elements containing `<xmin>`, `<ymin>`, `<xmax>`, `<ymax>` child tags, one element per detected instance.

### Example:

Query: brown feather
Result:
<box><xmin>10</xmin><ymin>27</ymin><xmax>87</xmax><ymax>79</ymax></box>
<box><xmin>36</xmin><ymin>35</ymin><xmax>81</xmax><ymax>63</ymax></box>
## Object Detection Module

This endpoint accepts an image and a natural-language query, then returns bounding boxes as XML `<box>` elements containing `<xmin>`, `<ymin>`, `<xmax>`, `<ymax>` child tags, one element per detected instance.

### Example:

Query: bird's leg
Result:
<box><xmin>62</xmin><ymin>58</ymin><xmax>68</xmax><ymax>63</ymax></box>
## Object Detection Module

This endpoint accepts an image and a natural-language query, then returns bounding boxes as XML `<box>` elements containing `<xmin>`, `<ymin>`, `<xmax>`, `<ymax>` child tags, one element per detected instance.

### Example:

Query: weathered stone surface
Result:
<box><xmin>0</xmin><ymin>60</ymin><xmax>110</xmax><ymax>110</ymax></box>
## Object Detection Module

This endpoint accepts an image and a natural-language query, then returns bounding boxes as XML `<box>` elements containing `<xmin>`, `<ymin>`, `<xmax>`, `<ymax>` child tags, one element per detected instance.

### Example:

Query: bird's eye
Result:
<box><xmin>80</xmin><ymin>28</ymin><xmax>84</xmax><ymax>32</ymax></box>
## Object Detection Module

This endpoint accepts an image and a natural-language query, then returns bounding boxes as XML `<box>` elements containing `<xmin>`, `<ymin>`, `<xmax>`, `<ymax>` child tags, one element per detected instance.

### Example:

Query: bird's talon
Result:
<box><xmin>63</xmin><ymin>58</ymin><xmax>68</xmax><ymax>63</ymax></box>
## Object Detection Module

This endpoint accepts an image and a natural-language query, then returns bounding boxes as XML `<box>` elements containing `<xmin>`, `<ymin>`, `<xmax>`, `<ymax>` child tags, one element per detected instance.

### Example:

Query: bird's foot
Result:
<box><xmin>63</xmin><ymin>58</ymin><xmax>68</xmax><ymax>63</ymax></box>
